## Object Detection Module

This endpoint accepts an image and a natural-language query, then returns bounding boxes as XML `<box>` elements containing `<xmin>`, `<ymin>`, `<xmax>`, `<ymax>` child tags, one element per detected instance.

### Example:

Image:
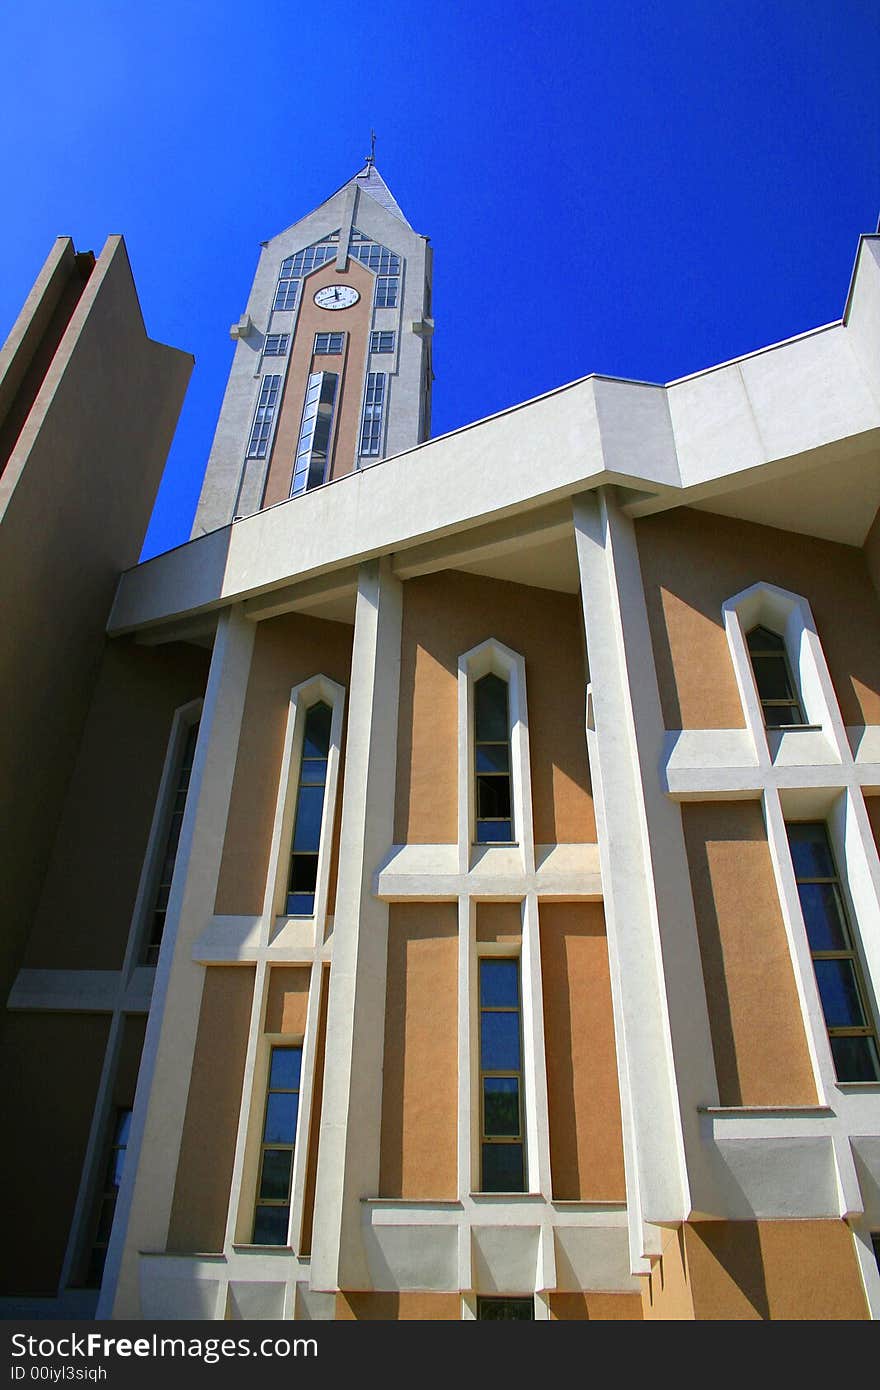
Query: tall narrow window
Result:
<box><xmin>359</xmin><ymin>372</ymin><xmax>386</xmax><ymax>456</ymax></box>
<box><xmin>247</xmin><ymin>375</ymin><xmax>281</xmax><ymax>459</ymax></box>
<box><xmin>286</xmin><ymin>703</ymin><xmax>331</xmax><ymax>915</ymax></box>
<box><xmin>479</xmin><ymin>959</ymin><xmax>525</xmax><ymax>1192</ymax></box>
<box><xmin>747</xmin><ymin>626</ymin><xmax>804</xmax><ymax>728</ymax></box>
<box><xmin>474</xmin><ymin>673</ymin><xmax>512</xmax><ymax>843</ymax></box>
<box><xmin>84</xmin><ymin>1108</ymin><xmax>131</xmax><ymax>1287</ymax></box>
<box><xmin>291</xmin><ymin>373</ymin><xmax>338</xmax><ymax>496</ymax></box>
<box><xmin>252</xmin><ymin>1046</ymin><xmax>302</xmax><ymax>1246</ymax></box>
<box><xmin>375</xmin><ymin>276</ymin><xmax>398</xmax><ymax>308</ymax></box>
<box><xmin>143</xmin><ymin>719</ymin><xmax>199</xmax><ymax>965</ymax></box>
<box><xmin>787</xmin><ymin>822</ymin><xmax>880</xmax><ymax>1081</ymax></box>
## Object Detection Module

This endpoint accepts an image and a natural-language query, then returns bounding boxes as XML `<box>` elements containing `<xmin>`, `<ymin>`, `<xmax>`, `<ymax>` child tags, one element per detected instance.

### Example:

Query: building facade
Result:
<box><xmin>2</xmin><ymin>168</ymin><xmax>880</xmax><ymax>1321</ymax></box>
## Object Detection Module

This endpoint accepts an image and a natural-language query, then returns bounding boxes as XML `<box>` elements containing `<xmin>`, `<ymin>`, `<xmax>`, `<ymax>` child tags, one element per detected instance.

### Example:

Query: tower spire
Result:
<box><xmin>365</xmin><ymin>129</ymin><xmax>376</xmax><ymax>167</ymax></box>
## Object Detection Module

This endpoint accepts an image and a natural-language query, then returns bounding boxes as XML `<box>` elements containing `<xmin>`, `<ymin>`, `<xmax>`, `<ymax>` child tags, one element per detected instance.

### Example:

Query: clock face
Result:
<box><xmin>314</xmin><ymin>284</ymin><xmax>360</xmax><ymax>310</ymax></box>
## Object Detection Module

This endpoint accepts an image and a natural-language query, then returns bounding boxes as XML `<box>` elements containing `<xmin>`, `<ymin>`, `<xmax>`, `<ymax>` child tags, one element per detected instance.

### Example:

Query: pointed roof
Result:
<box><xmin>344</xmin><ymin>162</ymin><xmax>412</xmax><ymax>228</ymax></box>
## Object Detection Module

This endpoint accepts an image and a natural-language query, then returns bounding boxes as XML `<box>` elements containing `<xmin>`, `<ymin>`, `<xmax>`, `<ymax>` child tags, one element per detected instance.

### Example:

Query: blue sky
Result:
<box><xmin>1</xmin><ymin>1</ymin><xmax>877</xmax><ymax>559</ymax></box>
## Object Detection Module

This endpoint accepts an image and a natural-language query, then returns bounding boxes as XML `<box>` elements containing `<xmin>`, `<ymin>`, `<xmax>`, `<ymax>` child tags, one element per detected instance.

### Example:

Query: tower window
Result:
<box><xmin>370</xmin><ymin>331</ymin><xmax>395</xmax><ymax>353</ymax></box>
<box><xmin>264</xmin><ymin>334</ymin><xmax>289</xmax><ymax>357</ymax></box>
<box><xmin>313</xmin><ymin>332</ymin><xmax>344</xmax><ymax>355</ymax></box>
<box><xmin>252</xmin><ymin>1046</ymin><xmax>302</xmax><ymax>1246</ymax></box>
<box><xmin>474</xmin><ymin>673</ymin><xmax>512</xmax><ymax>843</ymax></box>
<box><xmin>286</xmin><ymin>703</ymin><xmax>332</xmax><ymax>915</ymax></box>
<box><xmin>246</xmin><ymin>375</ymin><xmax>281</xmax><ymax>459</ymax></box>
<box><xmin>84</xmin><ymin>1108</ymin><xmax>132</xmax><ymax>1287</ymax></box>
<box><xmin>291</xmin><ymin>373</ymin><xmax>338</xmax><ymax>496</ymax></box>
<box><xmin>787</xmin><ymin>822</ymin><xmax>880</xmax><ymax>1082</ymax></box>
<box><xmin>274</xmin><ymin>276</ymin><xmax>298</xmax><ymax>312</ymax></box>
<box><xmin>143</xmin><ymin>720</ymin><xmax>199</xmax><ymax>965</ymax></box>
<box><xmin>479</xmin><ymin>959</ymin><xmax>525</xmax><ymax>1192</ymax></box>
<box><xmin>476</xmin><ymin>1297</ymin><xmax>534</xmax><ymax>1320</ymax></box>
<box><xmin>360</xmin><ymin>372</ymin><xmax>386</xmax><ymax>456</ymax></box>
<box><xmin>746</xmin><ymin>626</ymin><xmax>805</xmax><ymax>728</ymax></box>
<box><xmin>281</xmin><ymin>244</ymin><xmax>337</xmax><ymax>278</ymax></box>
<box><xmin>350</xmin><ymin>243</ymin><xmax>400</xmax><ymax>275</ymax></box>
<box><xmin>375</xmin><ymin>277</ymin><xmax>398</xmax><ymax>308</ymax></box>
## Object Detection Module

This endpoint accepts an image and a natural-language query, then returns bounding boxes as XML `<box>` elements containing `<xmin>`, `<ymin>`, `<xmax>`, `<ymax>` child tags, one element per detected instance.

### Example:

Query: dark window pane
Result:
<box><xmin>259</xmin><ymin>1148</ymin><xmax>293</xmax><ymax>1200</ymax></box>
<box><xmin>115</xmin><ymin>1111</ymin><xmax>132</xmax><ymax>1147</ymax></box>
<box><xmin>484</xmin><ymin>1077</ymin><xmax>520</xmax><ymax>1137</ymax></box>
<box><xmin>797</xmin><ymin>883</ymin><xmax>849</xmax><ymax>951</ymax></box>
<box><xmin>84</xmin><ymin>1247</ymin><xmax>107</xmax><ymax>1289</ymax></box>
<box><xmin>814</xmin><ymin>958</ymin><xmax>867</xmax><ymax>1028</ymax></box>
<box><xmin>477</xmin><ymin>1297</ymin><xmax>534</xmax><ymax>1320</ymax></box>
<box><xmin>751</xmin><ymin>654</ymin><xmax>796</xmax><ymax>702</ymax></box>
<box><xmin>252</xmin><ymin>1204</ymin><xmax>290</xmax><ymax>1246</ymax></box>
<box><xmin>477</xmin><ymin>775</ymin><xmax>511</xmax><ymax>820</ymax></box>
<box><xmin>289</xmin><ymin>854</ymin><xmax>318</xmax><ymax>894</ymax></box>
<box><xmin>475</xmin><ymin>674</ymin><xmax>508</xmax><ymax>741</ymax></box>
<box><xmin>480</xmin><ymin>959</ymin><xmax>520</xmax><ymax>1008</ymax></box>
<box><xmin>476</xmin><ymin>819</ymin><xmax>512</xmax><ymax>843</ymax></box>
<box><xmin>764</xmin><ymin>705</ymin><xmax>802</xmax><ymax>728</ymax></box>
<box><xmin>107</xmin><ymin>1150</ymin><xmax>126</xmax><ymax>1188</ymax></box>
<box><xmin>269</xmin><ymin>1047</ymin><xmax>302</xmax><ymax>1091</ymax></box>
<box><xmin>788</xmin><ymin>823</ymin><xmax>836</xmax><ymax>879</ymax></box>
<box><xmin>95</xmin><ymin>1197</ymin><xmax>116</xmax><ymax>1243</ymax></box>
<box><xmin>263</xmin><ymin>1092</ymin><xmax>299</xmax><ymax>1145</ymax></box>
<box><xmin>481</xmin><ymin>1142</ymin><xmax>525</xmax><ymax>1192</ymax></box>
<box><xmin>476</xmin><ymin>744</ymin><xmax>509</xmax><ymax>774</ymax></box>
<box><xmin>481</xmin><ymin>1011</ymin><xmax>521</xmax><ymax>1071</ymax></box>
<box><xmin>286</xmin><ymin>891</ymin><xmax>315</xmax><ymax>915</ymax></box>
<box><xmin>303</xmin><ymin>703</ymin><xmax>332</xmax><ymax>758</ymax></box>
<box><xmin>747</xmin><ymin>626</ymin><xmax>786</xmax><ymax>653</ymax></box>
<box><xmin>292</xmin><ymin>786</ymin><xmax>325</xmax><ymax>851</ymax></box>
<box><xmin>830</xmin><ymin>1034</ymin><xmax>880</xmax><ymax>1083</ymax></box>
<box><xmin>300</xmin><ymin>758</ymin><xmax>328</xmax><ymax>786</ymax></box>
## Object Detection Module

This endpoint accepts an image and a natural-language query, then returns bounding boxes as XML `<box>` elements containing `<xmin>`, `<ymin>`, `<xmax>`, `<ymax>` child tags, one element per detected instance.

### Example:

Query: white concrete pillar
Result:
<box><xmin>102</xmin><ymin>606</ymin><xmax>257</xmax><ymax>1317</ymax></box>
<box><xmin>573</xmin><ymin>488</ymin><xmax>720</xmax><ymax>1257</ymax></box>
<box><xmin>309</xmin><ymin>557</ymin><xmax>402</xmax><ymax>1291</ymax></box>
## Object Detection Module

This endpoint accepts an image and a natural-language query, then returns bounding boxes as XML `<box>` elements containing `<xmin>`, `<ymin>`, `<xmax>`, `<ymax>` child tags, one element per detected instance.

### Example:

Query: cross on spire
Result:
<box><xmin>366</xmin><ymin>129</ymin><xmax>377</xmax><ymax>166</ymax></box>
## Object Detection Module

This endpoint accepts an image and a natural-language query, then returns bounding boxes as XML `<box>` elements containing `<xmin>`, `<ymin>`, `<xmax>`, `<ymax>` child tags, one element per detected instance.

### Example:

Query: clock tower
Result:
<box><xmin>191</xmin><ymin>160</ymin><xmax>434</xmax><ymax>536</ymax></box>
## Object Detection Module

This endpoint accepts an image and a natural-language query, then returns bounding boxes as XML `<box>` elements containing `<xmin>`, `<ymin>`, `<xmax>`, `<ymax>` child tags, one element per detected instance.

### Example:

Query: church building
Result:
<box><xmin>2</xmin><ymin>162</ymin><xmax>880</xmax><ymax>1321</ymax></box>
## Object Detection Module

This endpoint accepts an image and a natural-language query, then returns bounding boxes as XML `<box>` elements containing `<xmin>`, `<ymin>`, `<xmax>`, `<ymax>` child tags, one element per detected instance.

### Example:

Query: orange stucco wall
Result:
<box><xmin>379</xmin><ymin>903</ymin><xmax>458</xmax><ymax>1199</ymax></box>
<box><xmin>476</xmin><ymin>900</ymin><xmax>522</xmax><ymax>943</ymax></box>
<box><xmin>264</xmin><ymin>966</ymin><xmax>310</xmax><ymax>1036</ymax></box>
<box><xmin>865</xmin><ymin>796</ymin><xmax>880</xmax><ymax>857</ymax></box>
<box><xmin>167</xmin><ymin>966</ymin><xmax>255</xmax><ymax>1253</ymax></box>
<box><xmin>682</xmin><ymin>800</ymin><xmax>816</xmax><ymax>1106</ymax></box>
<box><xmin>539</xmin><ymin>903</ymin><xmax>626</xmax><ymax>1200</ymax></box>
<box><xmin>395</xmin><ymin>570</ymin><xmax>594</xmax><ymax>844</ymax></box>
<box><xmin>336</xmin><ymin>1292</ymin><xmax>462</xmax><ymax>1319</ymax></box>
<box><xmin>635</xmin><ymin>508</ymin><xmax>880</xmax><ymax>729</ymax></box>
<box><xmin>0</xmin><ymin>1011</ymin><xmax>110</xmax><ymax>1294</ymax></box>
<box><xmin>262</xmin><ymin>257</ymin><xmax>374</xmax><ymax>506</ymax></box>
<box><xmin>214</xmin><ymin>612</ymin><xmax>352</xmax><ymax>916</ymax></box>
<box><xmin>864</xmin><ymin>504</ymin><xmax>880</xmax><ymax>600</ymax></box>
<box><xmin>550</xmin><ymin>1292</ymin><xmax>643</xmax><ymax>1320</ymax></box>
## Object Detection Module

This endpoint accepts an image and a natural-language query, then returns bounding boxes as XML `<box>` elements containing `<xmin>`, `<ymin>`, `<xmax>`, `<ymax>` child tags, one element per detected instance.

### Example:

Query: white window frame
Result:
<box><xmin>457</xmin><ymin>639</ymin><xmax>535</xmax><ymax>874</ymax></box>
<box><xmin>260</xmin><ymin>675</ymin><xmax>346</xmax><ymax>934</ymax></box>
<box><xmin>723</xmin><ymin>582</ymin><xmax>851</xmax><ymax>761</ymax></box>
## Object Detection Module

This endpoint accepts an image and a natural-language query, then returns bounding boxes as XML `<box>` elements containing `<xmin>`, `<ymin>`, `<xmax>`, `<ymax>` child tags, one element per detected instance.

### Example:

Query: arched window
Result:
<box><xmin>474</xmin><ymin>672</ymin><xmax>513</xmax><ymax>843</ymax></box>
<box><xmin>285</xmin><ymin>702</ymin><xmax>332</xmax><ymax>915</ymax></box>
<box><xmin>746</xmin><ymin>625</ymin><xmax>804</xmax><ymax>728</ymax></box>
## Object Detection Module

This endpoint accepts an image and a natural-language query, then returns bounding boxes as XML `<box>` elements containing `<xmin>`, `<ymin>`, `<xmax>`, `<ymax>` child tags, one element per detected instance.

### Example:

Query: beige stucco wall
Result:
<box><xmin>262</xmin><ymin>257</ymin><xmax>374</xmax><ymax>506</ymax></box>
<box><xmin>682</xmin><ymin>801</ymin><xmax>816</xmax><ymax>1106</ymax></box>
<box><xmin>636</xmin><ymin>508</ymin><xmax>880</xmax><ymax>729</ymax></box>
<box><xmin>539</xmin><ymin>903</ymin><xmax>626</xmax><ymax>1200</ymax></box>
<box><xmin>299</xmin><ymin>965</ymin><xmax>329</xmax><ymax>1257</ymax></box>
<box><xmin>379</xmin><ymin>903</ymin><xmax>458</xmax><ymax>1199</ymax></box>
<box><xmin>22</xmin><ymin>639</ymin><xmax>209</xmax><ymax>973</ymax></box>
<box><xmin>641</xmin><ymin>1225</ymin><xmax>696</xmax><ymax>1320</ymax></box>
<box><xmin>864</xmin><ymin>503</ymin><xmax>880</xmax><ymax>599</ymax></box>
<box><xmin>395</xmin><ymin>570</ymin><xmax>594</xmax><ymax>844</ymax></box>
<box><xmin>865</xmin><ymin>796</ymin><xmax>880</xmax><ymax>856</ymax></box>
<box><xmin>0</xmin><ymin>236</ymin><xmax>193</xmax><ymax>1005</ymax></box>
<box><xmin>214</xmin><ymin>612</ymin><xmax>352</xmax><ymax>915</ymax></box>
<box><xmin>0</xmin><ymin>1011</ymin><xmax>110</xmax><ymax>1294</ymax></box>
<box><xmin>167</xmin><ymin>966</ymin><xmax>255</xmax><ymax>1253</ymax></box>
